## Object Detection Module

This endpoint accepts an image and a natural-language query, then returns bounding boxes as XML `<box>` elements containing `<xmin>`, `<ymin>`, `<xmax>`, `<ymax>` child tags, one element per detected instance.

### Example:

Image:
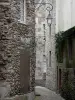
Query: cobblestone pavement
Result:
<box><xmin>35</xmin><ymin>86</ymin><xmax>65</xmax><ymax>100</ymax></box>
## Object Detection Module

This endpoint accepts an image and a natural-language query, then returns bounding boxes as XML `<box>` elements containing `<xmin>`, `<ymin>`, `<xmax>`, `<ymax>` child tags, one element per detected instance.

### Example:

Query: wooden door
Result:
<box><xmin>20</xmin><ymin>49</ymin><xmax>30</xmax><ymax>93</ymax></box>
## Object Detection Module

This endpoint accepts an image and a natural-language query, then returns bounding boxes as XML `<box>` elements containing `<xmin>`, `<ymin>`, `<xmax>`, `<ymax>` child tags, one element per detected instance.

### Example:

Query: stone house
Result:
<box><xmin>56</xmin><ymin>27</ymin><xmax>75</xmax><ymax>93</ymax></box>
<box><xmin>35</xmin><ymin>0</ymin><xmax>57</xmax><ymax>91</ymax></box>
<box><xmin>0</xmin><ymin>0</ymin><xmax>35</xmax><ymax>100</ymax></box>
<box><xmin>45</xmin><ymin>0</ymin><xmax>56</xmax><ymax>91</ymax></box>
<box><xmin>35</xmin><ymin>0</ymin><xmax>47</xmax><ymax>86</ymax></box>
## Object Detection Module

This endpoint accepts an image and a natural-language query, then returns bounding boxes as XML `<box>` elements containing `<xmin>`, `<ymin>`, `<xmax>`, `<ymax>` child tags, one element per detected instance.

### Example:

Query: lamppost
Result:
<box><xmin>46</xmin><ymin>5</ymin><xmax>53</xmax><ymax>68</ymax></box>
<box><xmin>46</xmin><ymin>5</ymin><xmax>53</xmax><ymax>37</ymax></box>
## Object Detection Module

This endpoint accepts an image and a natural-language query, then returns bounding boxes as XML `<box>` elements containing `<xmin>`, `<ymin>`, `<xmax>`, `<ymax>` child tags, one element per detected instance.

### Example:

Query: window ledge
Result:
<box><xmin>18</xmin><ymin>20</ymin><xmax>26</xmax><ymax>25</ymax></box>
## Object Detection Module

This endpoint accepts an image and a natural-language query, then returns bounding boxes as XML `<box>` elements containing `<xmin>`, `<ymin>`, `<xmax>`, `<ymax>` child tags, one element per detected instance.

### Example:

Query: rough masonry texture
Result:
<box><xmin>45</xmin><ymin>0</ymin><xmax>57</xmax><ymax>91</ymax></box>
<box><xmin>35</xmin><ymin>0</ymin><xmax>49</xmax><ymax>87</ymax></box>
<box><xmin>35</xmin><ymin>0</ymin><xmax>57</xmax><ymax>91</ymax></box>
<box><xmin>0</xmin><ymin>0</ymin><xmax>35</xmax><ymax>99</ymax></box>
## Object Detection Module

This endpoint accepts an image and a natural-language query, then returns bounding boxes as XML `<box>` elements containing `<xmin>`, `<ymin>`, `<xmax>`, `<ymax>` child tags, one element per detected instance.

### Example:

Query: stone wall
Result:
<box><xmin>2</xmin><ymin>92</ymin><xmax>35</xmax><ymax>100</ymax></box>
<box><xmin>35</xmin><ymin>0</ymin><xmax>57</xmax><ymax>90</ymax></box>
<box><xmin>35</xmin><ymin>0</ymin><xmax>47</xmax><ymax>84</ymax></box>
<box><xmin>35</xmin><ymin>79</ymin><xmax>46</xmax><ymax>87</ymax></box>
<box><xmin>0</xmin><ymin>0</ymin><xmax>35</xmax><ymax>99</ymax></box>
<box><xmin>45</xmin><ymin>0</ymin><xmax>57</xmax><ymax>91</ymax></box>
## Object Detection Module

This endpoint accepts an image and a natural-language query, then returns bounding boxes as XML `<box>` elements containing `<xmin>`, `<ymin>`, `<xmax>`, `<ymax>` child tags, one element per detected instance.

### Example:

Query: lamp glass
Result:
<box><xmin>47</xmin><ymin>18</ymin><xmax>52</xmax><ymax>26</ymax></box>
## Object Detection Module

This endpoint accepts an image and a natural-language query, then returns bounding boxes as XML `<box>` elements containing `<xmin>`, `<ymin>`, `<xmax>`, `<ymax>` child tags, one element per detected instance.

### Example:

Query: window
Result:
<box><xmin>68</xmin><ymin>38</ymin><xmax>73</xmax><ymax>68</ymax></box>
<box><xmin>43</xmin><ymin>24</ymin><xmax>45</xmax><ymax>31</ymax></box>
<box><xmin>43</xmin><ymin>24</ymin><xmax>46</xmax><ymax>41</ymax></box>
<box><xmin>19</xmin><ymin>0</ymin><xmax>26</xmax><ymax>24</ymax></box>
<box><xmin>59</xmin><ymin>69</ymin><xmax>61</xmax><ymax>89</ymax></box>
<box><xmin>49</xmin><ymin>51</ymin><xmax>51</xmax><ymax>67</ymax></box>
<box><xmin>68</xmin><ymin>38</ymin><xmax>72</xmax><ymax>60</ymax></box>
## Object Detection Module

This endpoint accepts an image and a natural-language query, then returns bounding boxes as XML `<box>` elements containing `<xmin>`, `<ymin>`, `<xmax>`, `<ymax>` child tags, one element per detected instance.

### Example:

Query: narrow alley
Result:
<box><xmin>0</xmin><ymin>0</ymin><xmax>75</xmax><ymax>100</ymax></box>
<box><xmin>35</xmin><ymin>86</ymin><xmax>64</xmax><ymax>100</ymax></box>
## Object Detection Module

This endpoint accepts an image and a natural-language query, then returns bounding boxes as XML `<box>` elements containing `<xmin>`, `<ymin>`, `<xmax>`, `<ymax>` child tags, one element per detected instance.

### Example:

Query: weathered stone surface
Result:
<box><xmin>35</xmin><ymin>79</ymin><xmax>46</xmax><ymax>87</ymax></box>
<box><xmin>45</xmin><ymin>0</ymin><xmax>57</xmax><ymax>91</ymax></box>
<box><xmin>0</xmin><ymin>0</ymin><xmax>35</xmax><ymax>99</ymax></box>
<box><xmin>0</xmin><ymin>0</ymin><xmax>9</xmax><ymax>2</ymax></box>
<box><xmin>35</xmin><ymin>0</ymin><xmax>56</xmax><ymax>91</ymax></box>
<box><xmin>2</xmin><ymin>92</ymin><xmax>35</xmax><ymax>100</ymax></box>
<box><xmin>3</xmin><ymin>94</ymin><xmax>28</xmax><ymax>100</ymax></box>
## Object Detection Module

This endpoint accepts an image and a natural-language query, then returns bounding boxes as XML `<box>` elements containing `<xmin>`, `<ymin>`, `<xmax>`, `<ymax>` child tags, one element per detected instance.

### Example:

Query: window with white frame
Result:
<box><xmin>19</xmin><ymin>0</ymin><xmax>26</xmax><ymax>24</ymax></box>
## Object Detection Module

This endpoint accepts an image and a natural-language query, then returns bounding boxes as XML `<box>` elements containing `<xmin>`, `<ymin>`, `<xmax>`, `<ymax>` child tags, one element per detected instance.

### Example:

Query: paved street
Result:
<box><xmin>35</xmin><ymin>86</ymin><xmax>65</xmax><ymax>100</ymax></box>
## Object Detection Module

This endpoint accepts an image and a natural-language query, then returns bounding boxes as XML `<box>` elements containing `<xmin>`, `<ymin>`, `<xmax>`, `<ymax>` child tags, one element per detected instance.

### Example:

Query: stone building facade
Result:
<box><xmin>45</xmin><ymin>0</ymin><xmax>57</xmax><ymax>91</ymax></box>
<box><xmin>35</xmin><ymin>0</ymin><xmax>47</xmax><ymax>86</ymax></box>
<box><xmin>0</xmin><ymin>0</ymin><xmax>35</xmax><ymax>100</ymax></box>
<box><xmin>35</xmin><ymin>0</ymin><xmax>57</xmax><ymax>91</ymax></box>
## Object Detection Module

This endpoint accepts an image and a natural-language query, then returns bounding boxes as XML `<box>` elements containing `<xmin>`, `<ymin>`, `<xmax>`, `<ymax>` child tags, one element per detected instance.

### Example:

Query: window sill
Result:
<box><xmin>18</xmin><ymin>20</ymin><xmax>26</xmax><ymax>25</ymax></box>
